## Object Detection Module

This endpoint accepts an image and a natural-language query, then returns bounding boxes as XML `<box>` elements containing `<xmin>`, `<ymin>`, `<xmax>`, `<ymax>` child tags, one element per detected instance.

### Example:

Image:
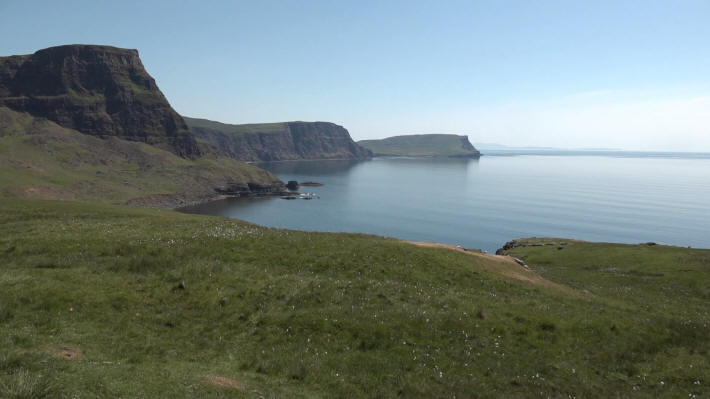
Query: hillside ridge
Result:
<box><xmin>0</xmin><ymin>106</ymin><xmax>285</xmax><ymax>207</ymax></box>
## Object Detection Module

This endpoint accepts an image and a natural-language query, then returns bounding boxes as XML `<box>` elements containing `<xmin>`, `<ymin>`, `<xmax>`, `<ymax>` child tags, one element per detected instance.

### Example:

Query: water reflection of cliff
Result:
<box><xmin>257</xmin><ymin>159</ymin><xmax>366</xmax><ymax>176</ymax></box>
<box><xmin>376</xmin><ymin>156</ymin><xmax>479</xmax><ymax>168</ymax></box>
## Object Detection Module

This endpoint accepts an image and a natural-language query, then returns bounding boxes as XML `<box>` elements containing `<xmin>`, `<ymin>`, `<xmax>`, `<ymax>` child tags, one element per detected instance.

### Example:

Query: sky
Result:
<box><xmin>1</xmin><ymin>0</ymin><xmax>709</xmax><ymax>151</ymax></box>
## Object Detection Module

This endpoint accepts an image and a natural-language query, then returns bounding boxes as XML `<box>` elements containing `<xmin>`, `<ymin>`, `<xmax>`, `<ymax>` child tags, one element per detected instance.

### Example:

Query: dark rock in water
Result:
<box><xmin>214</xmin><ymin>181</ymin><xmax>287</xmax><ymax>197</ymax></box>
<box><xmin>0</xmin><ymin>44</ymin><xmax>200</xmax><ymax>158</ymax></box>
<box><xmin>300</xmin><ymin>181</ymin><xmax>324</xmax><ymax>187</ymax></box>
<box><xmin>286</xmin><ymin>180</ymin><xmax>299</xmax><ymax>190</ymax></box>
<box><xmin>184</xmin><ymin>117</ymin><xmax>373</xmax><ymax>162</ymax></box>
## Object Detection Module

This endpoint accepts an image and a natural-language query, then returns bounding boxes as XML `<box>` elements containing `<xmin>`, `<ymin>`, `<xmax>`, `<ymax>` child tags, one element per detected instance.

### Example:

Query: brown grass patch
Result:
<box><xmin>405</xmin><ymin>241</ymin><xmax>581</xmax><ymax>295</ymax></box>
<box><xmin>200</xmin><ymin>375</ymin><xmax>244</xmax><ymax>391</ymax></box>
<box><xmin>48</xmin><ymin>345</ymin><xmax>82</xmax><ymax>360</ymax></box>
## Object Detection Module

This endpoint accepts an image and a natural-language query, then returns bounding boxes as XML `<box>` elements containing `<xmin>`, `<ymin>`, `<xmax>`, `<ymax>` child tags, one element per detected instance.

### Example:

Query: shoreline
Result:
<box><xmin>127</xmin><ymin>189</ymin><xmax>290</xmax><ymax>210</ymax></box>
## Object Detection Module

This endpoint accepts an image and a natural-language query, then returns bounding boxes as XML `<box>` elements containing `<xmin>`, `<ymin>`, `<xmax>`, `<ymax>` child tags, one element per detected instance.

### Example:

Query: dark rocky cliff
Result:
<box><xmin>0</xmin><ymin>44</ymin><xmax>200</xmax><ymax>158</ymax></box>
<box><xmin>184</xmin><ymin>117</ymin><xmax>372</xmax><ymax>162</ymax></box>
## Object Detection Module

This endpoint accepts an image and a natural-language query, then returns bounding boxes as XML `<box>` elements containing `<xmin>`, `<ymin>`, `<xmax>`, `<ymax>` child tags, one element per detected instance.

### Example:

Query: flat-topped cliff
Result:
<box><xmin>358</xmin><ymin>134</ymin><xmax>481</xmax><ymax>158</ymax></box>
<box><xmin>185</xmin><ymin>117</ymin><xmax>372</xmax><ymax>162</ymax></box>
<box><xmin>0</xmin><ymin>44</ymin><xmax>200</xmax><ymax>157</ymax></box>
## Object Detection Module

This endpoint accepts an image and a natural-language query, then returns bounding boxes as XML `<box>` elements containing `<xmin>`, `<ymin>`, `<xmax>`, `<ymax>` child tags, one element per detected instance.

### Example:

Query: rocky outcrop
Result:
<box><xmin>184</xmin><ymin>117</ymin><xmax>372</xmax><ymax>162</ymax></box>
<box><xmin>0</xmin><ymin>44</ymin><xmax>200</xmax><ymax>158</ymax></box>
<box><xmin>495</xmin><ymin>239</ymin><xmax>571</xmax><ymax>255</ymax></box>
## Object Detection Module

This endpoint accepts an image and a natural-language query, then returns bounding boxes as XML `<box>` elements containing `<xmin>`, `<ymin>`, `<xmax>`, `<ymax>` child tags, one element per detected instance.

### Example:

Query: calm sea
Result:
<box><xmin>181</xmin><ymin>153</ymin><xmax>710</xmax><ymax>252</ymax></box>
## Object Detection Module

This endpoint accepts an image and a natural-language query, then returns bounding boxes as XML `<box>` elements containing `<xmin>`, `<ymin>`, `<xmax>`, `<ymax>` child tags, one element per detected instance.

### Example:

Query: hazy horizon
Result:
<box><xmin>1</xmin><ymin>1</ymin><xmax>708</xmax><ymax>151</ymax></box>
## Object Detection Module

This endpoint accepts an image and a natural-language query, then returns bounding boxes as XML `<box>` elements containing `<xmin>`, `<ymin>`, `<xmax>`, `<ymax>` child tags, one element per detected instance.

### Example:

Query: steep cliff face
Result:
<box><xmin>185</xmin><ymin>117</ymin><xmax>372</xmax><ymax>162</ymax></box>
<box><xmin>0</xmin><ymin>44</ymin><xmax>200</xmax><ymax>158</ymax></box>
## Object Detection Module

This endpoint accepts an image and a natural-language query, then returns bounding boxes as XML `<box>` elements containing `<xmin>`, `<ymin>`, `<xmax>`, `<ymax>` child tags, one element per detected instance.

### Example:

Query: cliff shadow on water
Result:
<box><xmin>257</xmin><ymin>159</ymin><xmax>366</xmax><ymax>176</ymax></box>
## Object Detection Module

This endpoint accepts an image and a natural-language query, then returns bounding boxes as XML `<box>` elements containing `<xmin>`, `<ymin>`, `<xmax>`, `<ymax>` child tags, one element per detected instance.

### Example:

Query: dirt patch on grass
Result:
<box><xmin>405</xmin><ymin>241</ymin><xmax>580</xmax><ymax>295</ymax></box>
<box><xmin>200</xmin><ymin>375</ymin><xmax>244</xmax><ymax>391</ymax></box>
<box><xmin>48</xmin><ymin>345</ymin><xmax>82</xmax><ymax>360</ymax></box>
<box><xmin>19</xmin><ymin>185</ymin><xmax>74</xmax><ymax>201</ymax></box>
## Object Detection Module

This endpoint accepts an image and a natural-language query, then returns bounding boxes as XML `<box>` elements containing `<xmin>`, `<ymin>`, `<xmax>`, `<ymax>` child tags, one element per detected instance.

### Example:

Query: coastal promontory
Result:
<box><xmin>358</xmin><ymin>134</ymin><xmax>481</xmax><ymax>158</ymax></box>
<box><xmin>185</xmin><ymin>117</ymin><xmax>373</xmax><ymax>162</ymax></box>
<box><xmin>0</xmin><ymin>44</ymin><xmax>200</xmax><ymax>158</ymax></box>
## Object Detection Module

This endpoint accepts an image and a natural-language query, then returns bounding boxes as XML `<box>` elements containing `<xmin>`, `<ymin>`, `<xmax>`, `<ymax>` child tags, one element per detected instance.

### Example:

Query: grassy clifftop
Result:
<box><xmin>184</xmin><ymin>117</ymin><xmax>290</xmax><ymax>136</ymax></box>
<box><xmin>0</xmin><ymin>107</ymin><xmax>284</xmax><ymax>207</ymax></box>
<box><xmin>358</xmin><ymin>134</ymin><xmax>481</xmax><ymax>157</ymax></box>
<box><xmin>1</xmin><ymin>200</ymin><xmax>707</xmax><ymax>397</ymax></box>
<box><xmin>183</xmin><ymin>116</ymin><xmax>372</xmax><ymax>162</ymax></box>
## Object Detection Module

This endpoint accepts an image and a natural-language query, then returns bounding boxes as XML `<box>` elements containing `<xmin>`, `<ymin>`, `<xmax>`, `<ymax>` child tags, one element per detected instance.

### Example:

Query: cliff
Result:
<box><xmin>0</xmin><ymin>44</ymin><xmax>200</xmax><ymax>158</ymax></box>
<box><xmin>358</xmin><ymin>134</ymin><xmax>481</xmax><ymax>158</ymax></box>
<box><xmin>184</xmin><ymin>117</ymin><xmax>372</xmax><ymax>162</ymax></box>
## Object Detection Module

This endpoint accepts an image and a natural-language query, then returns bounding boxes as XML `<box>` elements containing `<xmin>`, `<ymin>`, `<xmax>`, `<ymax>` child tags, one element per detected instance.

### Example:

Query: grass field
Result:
<box><xmin>358</xmin><ymin>134</ymin><xmax>480</xmax><ymax>157</ymax></box>
<box><xmin>1</xmin><ymin>200</ymin><xmax>707</xmax><ymax>398</ymax></box>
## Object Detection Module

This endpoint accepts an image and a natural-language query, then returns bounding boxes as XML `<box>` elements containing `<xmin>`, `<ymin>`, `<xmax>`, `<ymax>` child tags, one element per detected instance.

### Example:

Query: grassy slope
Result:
<box><xmin>1</xmin><ymin>201</ymin><xmax>708</xmax><ymax>398</ymax></box>
<box><xmin>183</xmin><ymin>117</ymin><xmax>289</xmax><ymax>136</ymax></box>
<box><xmin>358</xmin><ymin>134</ymin><xmax>478</xmax><ymax>157</ymax></box>
<box><xmin>0</xmin><ymin>107</ymin><xmax>280</xmax><ymax>206</ymax></box>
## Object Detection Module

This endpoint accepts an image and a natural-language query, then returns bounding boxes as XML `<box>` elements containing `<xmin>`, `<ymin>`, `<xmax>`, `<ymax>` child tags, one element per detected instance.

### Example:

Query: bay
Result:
<box><xmin>181</xmin><ymin>154</ymin><xmax>710</xmax><ymax>252</ymax></box>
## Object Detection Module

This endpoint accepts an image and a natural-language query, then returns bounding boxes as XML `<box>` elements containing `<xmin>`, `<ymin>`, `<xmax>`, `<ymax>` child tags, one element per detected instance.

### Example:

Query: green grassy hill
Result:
<box><xmin>183</xmin><ymin>117</ymin><xmax>290</xmax><ymax>136</ymax></box>
<box><xmin>358</xmin><ymin>134</ymin><xmax>481</xmax><ymax>157</ymax></box>
<box><xmin>1</xmin><ymin>200</ymin><xmax>707</xmax><ymax>398</ymax></box>
<box><xmin>0</xmin><ymin>107</ymin><xmax>283</xmax><ymax>207</ymax></box>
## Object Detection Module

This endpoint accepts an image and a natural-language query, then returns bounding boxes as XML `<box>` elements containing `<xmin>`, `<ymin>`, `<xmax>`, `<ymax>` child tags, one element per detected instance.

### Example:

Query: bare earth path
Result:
<box><xmin>404</xmin><ymin>241</ymin><xmax>580</xmax><ymax>295</ymax></box>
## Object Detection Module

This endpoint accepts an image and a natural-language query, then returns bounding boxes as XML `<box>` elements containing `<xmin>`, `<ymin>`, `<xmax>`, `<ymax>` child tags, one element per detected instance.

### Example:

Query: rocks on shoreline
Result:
<box><xmin>286</xmin><ymin>180</ymin><xmax>324</xmax><ymax>190</ymax></box>
<box><xmin>496</xmin><ymin>239</ymin><xmax>570</xmax><ymax>255</ymax></box>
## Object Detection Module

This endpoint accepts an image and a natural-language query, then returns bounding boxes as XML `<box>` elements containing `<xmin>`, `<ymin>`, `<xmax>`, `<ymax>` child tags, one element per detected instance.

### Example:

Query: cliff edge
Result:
<box><xmin>0</xmin><ymin>44</ymin><xmax>200</xmax><ymax>158</ymax></box>
<box><xmin>185</xmin><ymin>117</ymin><xmax>372</xmax><ymax>162</ymax></box>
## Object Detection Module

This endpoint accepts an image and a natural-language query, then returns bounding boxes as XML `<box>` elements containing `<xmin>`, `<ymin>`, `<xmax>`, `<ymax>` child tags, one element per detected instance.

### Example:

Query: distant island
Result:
<box><xmin>184</xmin><ymin>117</ymin><xmax>372</xmax><ymax>162</ymax></box>
<box><xmin>358</xmin><ymin>134</ymin><xmax>481</xmax><ymax>158</ymax></box>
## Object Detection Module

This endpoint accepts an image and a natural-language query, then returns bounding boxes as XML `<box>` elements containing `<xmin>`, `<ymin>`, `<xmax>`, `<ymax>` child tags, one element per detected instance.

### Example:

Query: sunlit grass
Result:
<box><xmin>0</xmin><ymin>200</ymin><xmax>708</xmax><ymax>397</ymax></box>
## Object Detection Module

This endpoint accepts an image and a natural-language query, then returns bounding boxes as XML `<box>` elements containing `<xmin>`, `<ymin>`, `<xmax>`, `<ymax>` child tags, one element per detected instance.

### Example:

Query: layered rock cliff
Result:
<box><xmin>184</xmin><ymin>117</ymin><xmax>372</xmax><ymax>162</ymax></box>
<box><xmin>0</xmin><ymin>44</ymin><xmax>200</xmax><ymax>157</ymax></box>
<box><xmin>0</xmin><ymin>45</ymin><xmax>288</xmax><ymax>204</ymax></box>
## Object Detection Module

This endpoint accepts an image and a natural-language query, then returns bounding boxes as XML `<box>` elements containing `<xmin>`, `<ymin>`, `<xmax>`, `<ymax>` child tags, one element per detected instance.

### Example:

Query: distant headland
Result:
<box><xmin>358</xmin><ymin>134</ymin><xmax>481</xmax><ymax>158</ymax></box>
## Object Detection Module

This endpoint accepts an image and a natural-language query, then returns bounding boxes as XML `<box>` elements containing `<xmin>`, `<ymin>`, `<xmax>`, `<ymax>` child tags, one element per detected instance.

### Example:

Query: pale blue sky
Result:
<box><xmin>1</xmin><ymin>1</ymin><xmax>709</xmax><ymax>150</ymax></box>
